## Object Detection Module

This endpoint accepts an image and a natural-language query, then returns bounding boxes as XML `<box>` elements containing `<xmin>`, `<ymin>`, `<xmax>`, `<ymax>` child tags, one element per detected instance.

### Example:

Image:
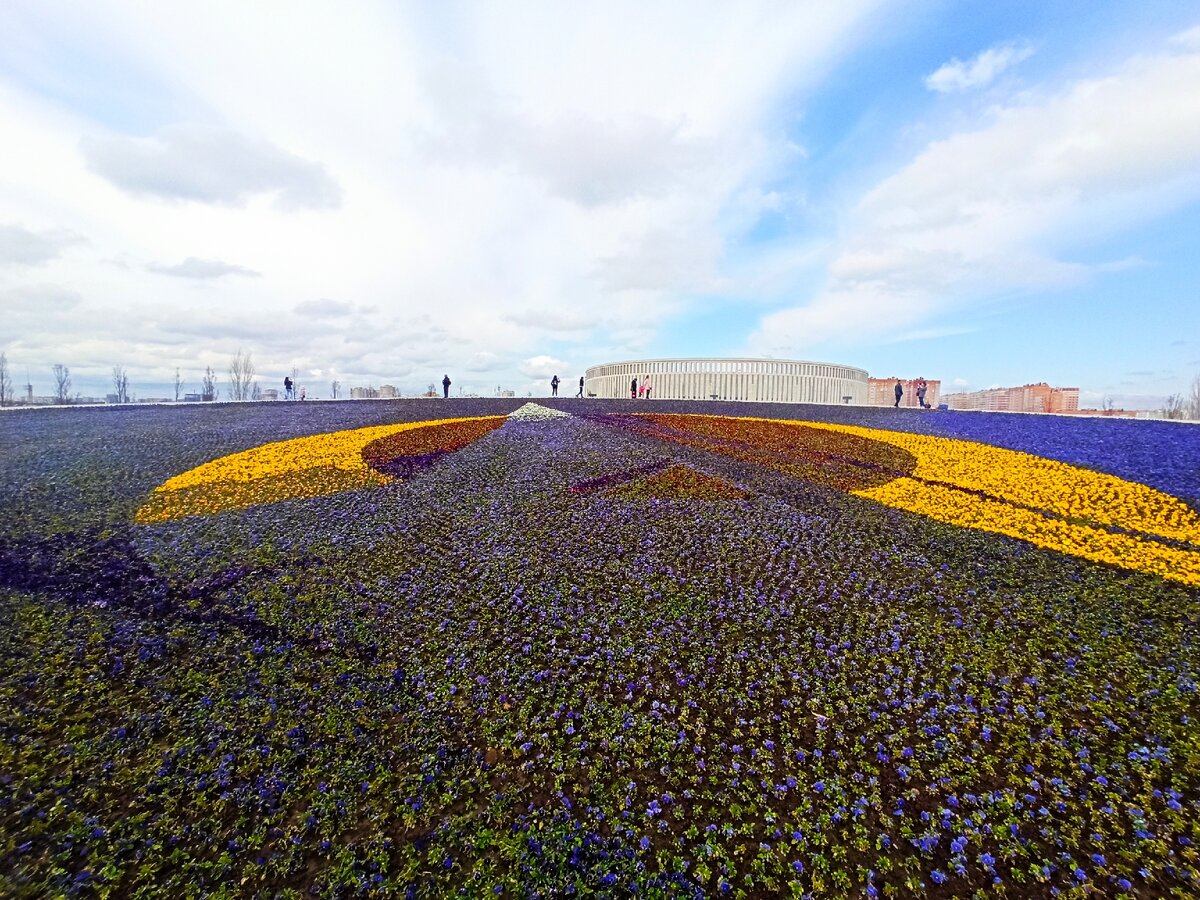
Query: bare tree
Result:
<box><xmin>228</xmin><ymin>348</ymin><xmax>256</xmax><ymax>402</ymax></box>
<box><xmin>1163</xmin><ymin>393</ymin><xmax>1185</xmax><ymax>420</ymax></box>
<box><xmin>251</xmin><ymin>381</ymin><xmax>262</xmax><ymax>401</ymax></box>
<box><xmin>1188</xmin><ymin>372</ymin><xmax>1200</xmax><ymax>421</ymax></box>
<box><xmin>330</xmin><ymin>379</ymin><xmax>341</xmax><ymax>400</ymax></box>
<box><xmin>173</xmin><ymin>367</ymin><xmax>184</xmax><ymax>402</ymax></box>
<box><xmin>52</xmin><ymin>364</ymin><xmax>71</xmax><ymax>404</ymax></box>
<box><xmin>201</xmin><ymin>366</ymin><xmax>217</xmax><ymax>402</ymax></box>
<box><xmin>1101</xmin><ymin>395</ymin><xmax>1115</xmax><ymax>412</ymax></box>
<box><xmin>111</xmin><ymin>365</ymin><xmax>130</xmax><ymax>404</ymax></box>
<box><xmin>0</xmin><ymin>352</ymin><xmax>11</xmax><ymax>406</ymax></box>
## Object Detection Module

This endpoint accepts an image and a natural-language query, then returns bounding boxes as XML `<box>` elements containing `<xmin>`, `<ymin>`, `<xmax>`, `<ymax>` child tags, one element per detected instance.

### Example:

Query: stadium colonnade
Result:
<box><xmin>583</xmin><ymin>358</ymin><xmax>869</xmax><ymax>405</ymax></box>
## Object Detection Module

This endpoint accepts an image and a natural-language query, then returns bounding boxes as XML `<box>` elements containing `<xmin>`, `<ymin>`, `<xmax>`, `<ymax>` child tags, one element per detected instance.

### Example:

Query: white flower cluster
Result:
<box><xmin>506</xmin><ymin>402</ymin><xmax>570</xmax><ymax>420</ymax></box>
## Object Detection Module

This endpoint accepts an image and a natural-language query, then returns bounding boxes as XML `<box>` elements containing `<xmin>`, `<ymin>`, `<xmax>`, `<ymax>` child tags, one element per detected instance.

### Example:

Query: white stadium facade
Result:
<box><xmin>583</xmin><ymin>358</ymin><xmax>869</xmax><ymax>405</ymax></box>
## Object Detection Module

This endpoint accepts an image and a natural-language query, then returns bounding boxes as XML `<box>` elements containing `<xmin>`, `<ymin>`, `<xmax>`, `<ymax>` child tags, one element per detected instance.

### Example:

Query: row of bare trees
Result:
<box><xmin>0</xmin><ymin>354</ymin><xmax>73</xmax><ymax>405</ymax></box>
<box><xmin>0</xmin><ymin>350</ymin><xmax>264</xmax><ymax>405</ymax></box>
<box><xmin>0</xmin><ymin>352</ymin><xmax>11</xmax><ymax>406</ymax></box>
<box><xmin>1161</xmin><ymin>374</ymin><xmax>1200</xmax><ymax>421</ymax></box>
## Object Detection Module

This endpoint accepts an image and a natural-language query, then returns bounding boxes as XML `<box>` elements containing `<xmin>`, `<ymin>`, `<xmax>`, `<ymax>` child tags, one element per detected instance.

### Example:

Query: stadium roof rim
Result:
<box><xmin>586</xmin><ymin>356</ymin><xmax>868</xmax><ymax>373</ymax></box>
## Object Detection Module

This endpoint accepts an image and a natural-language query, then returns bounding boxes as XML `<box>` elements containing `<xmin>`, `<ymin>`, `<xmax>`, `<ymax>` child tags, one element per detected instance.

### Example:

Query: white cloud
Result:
<box><xmin>0</xmin><ymin>223</ymin><xmax>83</xmax><ymax>266</ymax></box>
<box><xmin>80</xmin><ymin>124</ymin><xmax>342</xmax><ymax>209</ymax></box>
<box><xmin>0</xmin><ymin>1</ymin><xmax>887</xmax><ymax>396</ymax></box>
<box><xmin>1173</xmin><ymin>25</ymin><xmax>1200</xmax><ymax>50</ymax></box>
<box><xmin>464</xmin><ymin>351</ymin><xmax>504</xmax><ymax>372</ymax></box>
<box><xmin>924</xmin><ymin>41</ymin><xmax>1035</xmax><ymax>93</ymax></box>
<box><xmin>752</xmin><ymin>37</ymin><xmax>1200</xmax><ymax>353</ymax></box>
<box><xmin>147</xmin><ymin>257</ymin><xmax>259</xmax><ymax>278</ymax></box>
<box><xmin>4</xmin><ymin>284</ymin><xmax>83</xmax><ymax>313</ymax></box>
<box><xmin>294</xmin><ymin>298</ymin><xmax>357</xmax><ymax>317</ymax></box>
<box><xmin>520</xmin><ymin>355</ymin><xmax>571</xmax><ymax>378</ymax></box>
<box><xmin>502</xmin><ymin>310</ymin><xmax>592</xmax><ymax>332</ymax></box>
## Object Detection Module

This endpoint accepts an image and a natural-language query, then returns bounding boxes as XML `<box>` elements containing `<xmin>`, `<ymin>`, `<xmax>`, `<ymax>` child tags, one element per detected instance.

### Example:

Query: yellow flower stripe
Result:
<box><xmin>864</xmin><ymin>477</ymin><xmax>1200</xmax><ymax>586</ymax></box>
<box><xmin>651</xmin><ymin>415</ymin><xmax>1200</xmax><ymax>586</ymax></box>
<box><xmin>798</xmin><ymin>421</ymin><xmax>1200</xmax><ymax>545</ymax></box>
<box><xmin>136</xmin><ymin>416</ymin><xmax>504</xmax><ymax>524</ymax></box>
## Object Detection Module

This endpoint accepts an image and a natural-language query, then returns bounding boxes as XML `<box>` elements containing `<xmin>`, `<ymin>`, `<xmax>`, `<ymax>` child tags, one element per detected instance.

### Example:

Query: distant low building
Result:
<box><xmin>378</xmin><ymin>384</ymin><xmax>399</xmax><ymax>399</ymax></box>
<box><xmin>262</xmin><ymin>388</ymin><xmax>279</xmax><ymax>401</ymax></box>
<box><xmin>183</xmin><ymin>392</ymin><xmax>203</xmax><ymax>402</ymax></box>
<box><xmin>350</xmin><ymin>386</ymin><xmax>379</xmax><ymax>400</ymax></box>
<box><xmin>867</xmin><ymin>378</ymin><xmax>941</xmax><ymax>409</ymax></box>
<box><xmin>943</xmin><ymin>383</ymin><xmax>1079</xmax><ymax>413</ymax></box>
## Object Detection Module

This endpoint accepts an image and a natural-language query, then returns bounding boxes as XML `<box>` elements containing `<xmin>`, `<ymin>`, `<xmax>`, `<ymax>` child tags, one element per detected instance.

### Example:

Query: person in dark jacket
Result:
<box><xmin>577</xmin><ymin>376</ymin><xmax>584</xmax><ymax>398</ymax></box>
<box><xmin>551</xmin><ymin>375</ymin><xmax>560</xmax><ymax>397</ymax></box>
<box><xmin>631</xmin><ymin>377</ymin><xmax>638</xmax><ymax>399</ymax></box>
<box><xmin>894</xmin><ymin>381</ymin><xmax>903</xmax><ymax>408</ymax></box>
<box><xmin>442</xmin><ymin>375</ymin><xmax>451</xmax><ymax>399</ymax></box>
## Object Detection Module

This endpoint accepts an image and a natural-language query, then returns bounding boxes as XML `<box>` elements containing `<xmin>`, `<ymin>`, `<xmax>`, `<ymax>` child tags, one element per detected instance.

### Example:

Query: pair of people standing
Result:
<box><xmin>894</xmin><ymin>378</ymin><xmax>930</xmax><ymax>408</ymax></box>
<box><xmin>630</xmin><ymin>376</ymin><xmax>652</xmax><ymax>399</ymax></box>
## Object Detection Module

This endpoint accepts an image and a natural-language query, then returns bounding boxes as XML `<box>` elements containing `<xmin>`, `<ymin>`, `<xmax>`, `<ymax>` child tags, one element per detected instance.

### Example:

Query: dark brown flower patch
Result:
<box><xmin>361</xmin><ymin>417</ymin><xmax>505</xmax><ymax>478</ymax></box>
<box><xmin>607</xmin><ymin>464</ymin><xmax>746</xmax><ymax>502</ymax></box>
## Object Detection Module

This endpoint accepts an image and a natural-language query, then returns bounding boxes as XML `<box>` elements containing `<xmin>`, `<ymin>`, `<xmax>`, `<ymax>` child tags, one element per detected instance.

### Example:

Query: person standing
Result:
<box><xmin>442</xmin><ymin>374</ymin><xmax>451</xmax><ymax>399</ymax></box>
<box><xmin>630</xmin><ymin>377</ymin><xmax>638</xmax><ymax>399</ymax></box>
<box><xmin>916</xmin><ymin>379</ymin><xmax>928</xmax><ymax>409</ymax></box>
<box><xmin>577</xmin><ymin>376</ymin><xmax>584</xmax><ymax>398</ymax></box>
<box><xmin>284</xmin><ymin>376</ymin><xmax>293</xmax><ymax>400</ymax></box>
<box><xmin>551</xmin><ymin>375</ymin><xmax>560</xmax><ymax>397</ymax></box>
<box><xmin>894</xmin><ymin>380</ymin><xmax>903</xmax><ymax>408</ymax></box>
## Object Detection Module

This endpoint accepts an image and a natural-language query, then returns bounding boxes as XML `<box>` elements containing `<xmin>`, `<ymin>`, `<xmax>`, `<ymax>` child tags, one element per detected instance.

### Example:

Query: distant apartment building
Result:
<box><xmin>942</xmin><ymin>383</ymin><xmax>1080</xmax><ymax>413</ymax></box>
<box><xmin>378</xmin><ymin>385</ymin><xmax>399</xmax><ymax>399</ymax></box>
<box><xmin>350</xmin><ymin>386</ymin><xmax>380</xmax><ymax>400</ymax></box>
<box><xmin>867</xmin><ymin>377</ymin><xmax>941</xmax><ymax>409</ymax></box>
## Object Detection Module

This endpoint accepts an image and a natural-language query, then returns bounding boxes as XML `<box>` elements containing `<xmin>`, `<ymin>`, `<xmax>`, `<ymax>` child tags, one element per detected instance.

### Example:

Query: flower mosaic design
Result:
<box><xmin>618</xmin><ymin>414</ymin><xmax>1200</xmax><ymax>585</ymax></box>
<box><xmin>136</xmin><ymin>416</ymin><xmax>505</xmax><ymax>523</ymax></box>
<box><xmin>2</xmin><ymin>399</ymin><xmax>1199</xmax><ymax>898</ymax></box>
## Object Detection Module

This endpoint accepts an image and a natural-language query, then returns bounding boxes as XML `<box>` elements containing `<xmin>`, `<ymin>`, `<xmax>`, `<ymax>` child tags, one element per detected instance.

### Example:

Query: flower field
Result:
<box><xmin>2</xmin><ymin>399</ymin><xmax>1199</xmax><ymax>898</ymax></box>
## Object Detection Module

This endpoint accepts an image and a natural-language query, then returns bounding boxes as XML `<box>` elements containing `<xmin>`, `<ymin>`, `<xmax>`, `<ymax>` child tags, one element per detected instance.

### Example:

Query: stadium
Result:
<box><xmin>583</xmin><ymin>357</ymin><xmax>869</xmax><ymax>404</ymax></box>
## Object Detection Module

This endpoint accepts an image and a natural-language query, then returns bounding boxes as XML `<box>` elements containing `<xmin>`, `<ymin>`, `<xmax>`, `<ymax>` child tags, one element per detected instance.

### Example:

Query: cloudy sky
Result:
<box><xmin>2</xmin><ymin>1</ymin><xmax>1198</xmax><ymax>405</ymax></box>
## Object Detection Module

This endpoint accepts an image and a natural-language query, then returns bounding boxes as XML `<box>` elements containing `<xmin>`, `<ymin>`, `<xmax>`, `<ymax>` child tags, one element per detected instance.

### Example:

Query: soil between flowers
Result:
<box><xmin>1</xmin><ymin>399</ymin><xmax>1198</xmax><ymax>898</ymax></box>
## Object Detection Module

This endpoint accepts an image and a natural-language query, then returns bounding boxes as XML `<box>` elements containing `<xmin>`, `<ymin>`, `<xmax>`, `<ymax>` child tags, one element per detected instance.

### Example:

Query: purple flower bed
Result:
<box><xmin>1</xmin><ymin>399</ymin><xmax>1198</xmax><ymax>898</ymax></box>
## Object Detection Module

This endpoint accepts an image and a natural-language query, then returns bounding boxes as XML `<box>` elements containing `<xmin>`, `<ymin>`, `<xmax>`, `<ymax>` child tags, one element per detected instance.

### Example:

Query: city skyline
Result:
<box><xmin>3</xmin><ymin>1</ymin><xmax>1200</xmax><ymax>407</ymax></box>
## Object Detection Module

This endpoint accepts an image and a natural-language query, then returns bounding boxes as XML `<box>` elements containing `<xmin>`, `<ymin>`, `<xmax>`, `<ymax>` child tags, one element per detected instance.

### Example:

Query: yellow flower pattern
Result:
<box><xmin>136</xmin><ymin>416</ymin><xmax>504</xmax><ymax>523</ymax></box>
<box><xmin>749</xmin><ymin>417</ymin><xmax>1200</xmax><ymax>586</ymax></box>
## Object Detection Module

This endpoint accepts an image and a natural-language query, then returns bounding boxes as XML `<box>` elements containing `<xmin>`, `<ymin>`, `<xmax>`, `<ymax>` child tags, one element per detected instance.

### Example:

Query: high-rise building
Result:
<box><xmin>942</xmin><ymin>383</ymin><xmax>1079</xmax><ymax>413</ymax></box>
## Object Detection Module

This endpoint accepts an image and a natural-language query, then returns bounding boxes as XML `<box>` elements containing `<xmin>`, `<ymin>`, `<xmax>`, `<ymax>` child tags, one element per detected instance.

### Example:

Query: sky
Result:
<box><xmin>1</xmin><ymin>1</ymin><xmax>1198</xmax><ymax>407</ymax></box>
